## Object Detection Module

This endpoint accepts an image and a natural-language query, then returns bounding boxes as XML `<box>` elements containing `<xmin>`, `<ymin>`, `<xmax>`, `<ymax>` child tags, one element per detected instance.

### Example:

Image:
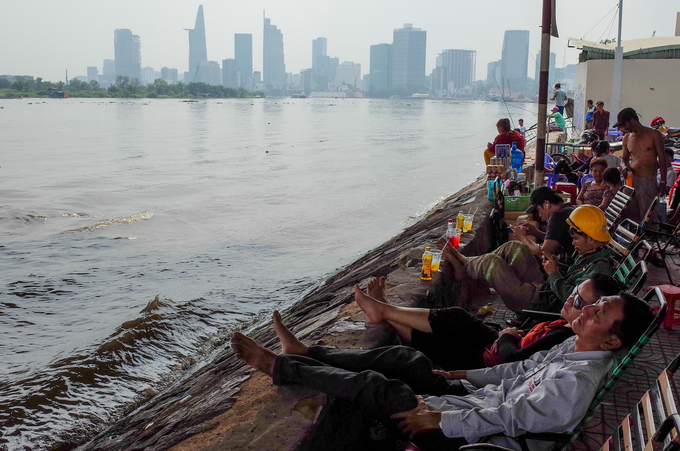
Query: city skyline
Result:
<box><xmin>1</xmin><ymin>0</ymin><xmax>678</xmax><ymax>83</ymax></box>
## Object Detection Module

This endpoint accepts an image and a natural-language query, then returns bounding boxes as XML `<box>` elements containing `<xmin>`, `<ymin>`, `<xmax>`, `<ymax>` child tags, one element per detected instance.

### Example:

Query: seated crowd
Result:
<box><xmin>231</xmin><ymin>200</ymin><xmax>656</xmax><ymax>450</ymax></box>
<box><xmin>230</xmin><ymin>107</ymin><xmax>678</xmax><ymax>450</ymax></box>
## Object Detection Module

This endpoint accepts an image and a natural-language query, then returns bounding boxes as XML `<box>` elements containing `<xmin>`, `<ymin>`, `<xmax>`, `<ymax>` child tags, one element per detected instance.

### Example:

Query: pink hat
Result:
<box><xmin>551</xmin><ymin>106</ymin><xmax>559</xmax><ymax>112</ymax></box>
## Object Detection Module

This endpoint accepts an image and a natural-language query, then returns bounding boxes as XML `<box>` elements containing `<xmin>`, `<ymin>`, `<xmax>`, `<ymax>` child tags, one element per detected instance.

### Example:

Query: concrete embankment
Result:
<box><xmin>79</xmin><ymin>176</ymin><xmax>494</xmax><ymax>451</ymax></box>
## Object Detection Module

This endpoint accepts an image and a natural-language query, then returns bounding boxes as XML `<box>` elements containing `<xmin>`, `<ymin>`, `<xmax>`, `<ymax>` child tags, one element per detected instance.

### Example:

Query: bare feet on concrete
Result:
<box><xmin>354</xmin><ymin>284</ymin><xmax>389</xmax><ymax>324</ymax></box>
<box><xmin>449</xmin><ymin>246</ymin><xmax>468</xmax><ymax>265</ymax></box>
<box><xmin>231</xmin><ymin>332</ymin><xmax>277</xmax><ymax>376</ymax></box>
<box><xmin>273</xmin><ymin>310</ymin><xmax>308</xmax><ymax>356</ymax></box>
<box><xmin>366</xmin><ymin>276</ymin><xmax>389</xmax><ymax>303</ymax></box>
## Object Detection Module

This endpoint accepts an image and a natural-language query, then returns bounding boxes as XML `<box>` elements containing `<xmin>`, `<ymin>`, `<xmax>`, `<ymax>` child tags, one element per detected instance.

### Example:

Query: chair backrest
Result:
<box><xmin>604</xmin><ymin>185</ymin><xmax>635</xmax><ymax>231</ymax></box>
<box><xmin>581</xmin><ymin>287</ymin><xmax>668</xmax><ymax>428</ymax></box>
<box><xmin>613</xmin><ymin>260</ymin><xmax>648</xmax><ymax>295</ymax></box>
<box><xmin>511</xmin><ymin>287</ymin><xmax>669</xmax><ymax>451</ymax></box>
<box><xmin>640</xmin><ymin>196</ymin><xmax>661</xmax><ymax>231</ymax></box>
<box><xmin>609</xmin><ymin>351</ymin><xmax>680</xmax><ymax>451</ymax></box>
<box><xmin>545</xmin><ymin>153</ymin><xmax>556</xmax><ymax>170</ymax></box>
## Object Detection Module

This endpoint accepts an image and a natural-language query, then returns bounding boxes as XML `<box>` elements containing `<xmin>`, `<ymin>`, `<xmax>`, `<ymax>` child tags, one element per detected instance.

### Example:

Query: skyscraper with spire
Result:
<box><xmin>186</xmin><ymin>5</ymin><xmax>208</xmax><ymax>82</ymax></box>
<box><xmin>263</xmin><ymin>12</ymin><xmax>286</xmax><ymax>88</ymax></box>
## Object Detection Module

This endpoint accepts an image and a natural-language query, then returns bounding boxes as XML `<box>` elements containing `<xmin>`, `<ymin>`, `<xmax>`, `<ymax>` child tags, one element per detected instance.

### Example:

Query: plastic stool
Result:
<box><xmin>650</xmin><ymin>285</ymin><xmax>680</xmax><ymax>330</ymax></box>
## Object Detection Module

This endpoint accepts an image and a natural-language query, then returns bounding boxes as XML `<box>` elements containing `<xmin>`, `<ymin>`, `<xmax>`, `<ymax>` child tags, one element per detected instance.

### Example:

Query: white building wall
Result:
<box><xmin>573</xmin><ymin>58</ymin><xmax>680</xmax><ymax>132</ymax></box>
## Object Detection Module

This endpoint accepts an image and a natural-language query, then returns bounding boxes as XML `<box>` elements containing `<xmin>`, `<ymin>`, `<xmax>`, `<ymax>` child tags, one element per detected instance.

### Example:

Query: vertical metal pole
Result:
<box><xmin>535</xmin><ymin>0</ymin><xmax>552</xmax><ymax>187</ymax></box>
<box><xmin>611</xmin><ymin>0</ymin><xmax>624</xmax><ymax>120</ymax></box>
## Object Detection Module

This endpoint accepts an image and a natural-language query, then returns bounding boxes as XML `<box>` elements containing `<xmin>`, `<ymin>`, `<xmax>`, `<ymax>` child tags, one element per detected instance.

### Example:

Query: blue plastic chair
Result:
<box><xmin>578</xmin><ymin>173</ymin><xmax>594</xmax><ymax>189</ymax></box>
<box><xmin>544</xmin><ymin>154</ymin><xmax>563</xmax><ymax>188</ymax></box>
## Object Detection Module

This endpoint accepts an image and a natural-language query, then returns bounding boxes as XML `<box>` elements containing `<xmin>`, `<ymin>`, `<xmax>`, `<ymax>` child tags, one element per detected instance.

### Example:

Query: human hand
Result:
<box><xmin>391</xmin><ymin>396</ymin><xmax>442</xmax><ymax>435</ymax></box>
<box><xmin>436</xmin><ymin>237</ymin><xmax>447</xmax><ymax>251</ymax></box>
<box><xmin>659</xmin><ymin>182</ymin><xmax>670</xmax><ymax>196</ymax></box>
<box><xmin>510</xmin><ymin>224</ymin><xmax>528</xmax><ymax>239</ymax></box>
<box><xmin>542</xmin><ymin>251</ymin><xmax>559</xmax><ymax>275</ymax></box>
<box><xmin>498</xmin><ymin>327</ymin><xmax>523</xmax><ymax>340</ymax></box>
<box><xmin>432</xmin><ymin>369</ymin><xmax>467</xmax><ymax>380</ymax></box>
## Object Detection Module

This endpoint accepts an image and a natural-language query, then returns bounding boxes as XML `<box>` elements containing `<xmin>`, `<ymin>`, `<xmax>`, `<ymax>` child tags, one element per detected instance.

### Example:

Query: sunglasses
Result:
<box><xmin>570</xmin><ymin>286</ymin><xmax>586</xmax><ymax>309</ymax></box>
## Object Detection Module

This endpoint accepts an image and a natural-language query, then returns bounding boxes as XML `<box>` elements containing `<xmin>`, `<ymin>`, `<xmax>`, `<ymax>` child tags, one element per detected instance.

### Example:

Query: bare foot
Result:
<box><xmin>231</xmin><ymin>332</ymin><xmax>277</xmax><ymax>376</ymax></box>
<box><xmin>449</xmin><ymin>246</ymin><xmax>467</xmax><ymax>265</ymax></box>
<box><xmin>366</xmin><ymin>277</ymin><xmax>389</xmax><ymax>303</ymax></box>
<box><xmin>273</xmin><ymin>311</ymin><xmax>308</xmax><ymax>355</ymax></box>
<box><xmin>354</xmin><ymin>284</ymin><xmax>388</xmax><ymax>324</ymax></box>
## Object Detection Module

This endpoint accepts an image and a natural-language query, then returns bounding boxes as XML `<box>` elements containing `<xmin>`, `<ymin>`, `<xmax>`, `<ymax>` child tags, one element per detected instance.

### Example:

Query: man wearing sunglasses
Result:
<box><xmin>347</xmin><ymin>274</ymin><xmax>619</xmax><ymax>371</ymax></box>
<box><xmin>441</xmin><ymin>204</ymin><xmax>612</xmax><ymax>313</ymax></box>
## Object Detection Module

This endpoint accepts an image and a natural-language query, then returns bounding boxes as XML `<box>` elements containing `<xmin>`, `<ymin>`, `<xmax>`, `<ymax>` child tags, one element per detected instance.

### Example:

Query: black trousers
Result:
<box><xmin>273</xmin><ymin>345</ymin><xmax>468</xmax><ymax>419</ymax></box>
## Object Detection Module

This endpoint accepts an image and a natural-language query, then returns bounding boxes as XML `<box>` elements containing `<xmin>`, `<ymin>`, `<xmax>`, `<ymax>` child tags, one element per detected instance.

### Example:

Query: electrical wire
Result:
<box><xmin>580</xmin><ymin>4</ymin><xmax>619</xmax><ymax>40</ymax></box>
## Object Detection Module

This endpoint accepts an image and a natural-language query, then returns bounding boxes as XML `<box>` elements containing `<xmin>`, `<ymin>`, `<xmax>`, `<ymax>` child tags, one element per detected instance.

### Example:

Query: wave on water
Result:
<box><xmin>67</xmin><ymin>211</ymin><xmax>153</xmax><ymax>232</ymax></box>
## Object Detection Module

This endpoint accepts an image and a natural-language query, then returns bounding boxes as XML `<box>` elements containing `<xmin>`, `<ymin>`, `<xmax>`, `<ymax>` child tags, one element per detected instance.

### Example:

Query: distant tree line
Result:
<box><xmin>0</xmin><ymin>76</ymin><xmax>264</xmax><ymax>99</ymax></box>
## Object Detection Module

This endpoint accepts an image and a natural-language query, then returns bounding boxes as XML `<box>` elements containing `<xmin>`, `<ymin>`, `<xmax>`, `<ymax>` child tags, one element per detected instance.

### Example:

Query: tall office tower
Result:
<box><xmin>114</xmin><ymin>28</ymin><xmax>141</xmax><ymax>80</ymax></box>
<box><xmin>391</xmin><ymin>24</ymin><xmax>427</xmax><ymax>91</ymax></box>
<box><xmin>312</xmin><ymin>37</ymin><xmax>327</xmax><ymax>70</ymax></box>
<box><xmin>438</xmin><ymin>49</ymin><xmax>476</xmax><ymax>90</ymax></box>
<box><xmin>141</xmin><ymin>67</ymin><xmax>159</xmax><ymax>85</ymax></box>
<box><xmin>195</xmin><ymin>61</ymin><xmax>220</xmax><ymax>86</ymax></box>
<box><xmin>186</xmin><ymin>5</ymin><xmax>208</xmax><ymax>83</ymax></box>
<box><xmin>534</xmin><ymin>52</ymin><xmax>556</xmax><ymax>85</ymax></box>
<box><xmin>161</xmin><ymin>67</ymin><xmax>178</xmax><ymax>84</ymax></box>
<box><xmin>500</xmin><ymin>30</ymin><xmax>530</xmax><ymax>92</ymax></box>
<box><xmin>234</xmin><ymin>34</ymin><xmax>252</xmax><ymax>88</ymax></box>
<box><xmin>263</xmin><ymin>14</ymin><xmax>286</xmax><ymax>87</ymax></box>
<box><xmin>431</xmin><ymin>66</ymin><xmax>448</xmax><ymax>93</ymax></box>
<box><xmin>222</xmin><ymin>59</ymin><xmax>239</xmax><ymax>88</ymax></box>
<box><xmin>87</xmin><ymin>67</ymin><xmax>98</xmax><ymax>82</ymax></box>
<box><xmin>487</xmin><ymin>60</ymin><xmax>501</xmax><ymax>86</ymax></box>
<box><xmin>369</xmin><ymin>43</ymin><xmax>392</xmax><ymax>91</ymax></box>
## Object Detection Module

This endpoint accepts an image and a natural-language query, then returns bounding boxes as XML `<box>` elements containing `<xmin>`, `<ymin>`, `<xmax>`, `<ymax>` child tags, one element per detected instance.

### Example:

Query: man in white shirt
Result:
<box><xmin>231</xmin><ymin>292</ymin><xmax>653</xmax><ymax>450</ymax></box>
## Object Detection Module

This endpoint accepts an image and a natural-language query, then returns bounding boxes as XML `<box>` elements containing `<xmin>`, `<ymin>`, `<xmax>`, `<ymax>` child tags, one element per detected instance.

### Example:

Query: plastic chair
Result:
<box><xmin>649</xmin><ymin>284</ymin><xmax>680</xmax><ymax>330</ymax></box>
<box><xmin>578</xmin><ymin>173</ymin><xmax>594</xmax><ymax>190</ymax></box>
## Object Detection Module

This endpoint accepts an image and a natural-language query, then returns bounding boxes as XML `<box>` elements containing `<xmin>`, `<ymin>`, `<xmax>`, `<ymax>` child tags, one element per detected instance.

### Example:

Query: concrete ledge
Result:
<box><xmin>78</xmin><ymin>176</ymin><xmax>495</xmax><ymax>451</ymax></box>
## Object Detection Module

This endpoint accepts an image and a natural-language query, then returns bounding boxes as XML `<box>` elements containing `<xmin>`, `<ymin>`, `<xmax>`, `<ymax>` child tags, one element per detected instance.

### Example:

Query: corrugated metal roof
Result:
<box><xmin>569</xmin><ymin>36</ymin><xmax>680</xmax><ymax>60</ymax></box>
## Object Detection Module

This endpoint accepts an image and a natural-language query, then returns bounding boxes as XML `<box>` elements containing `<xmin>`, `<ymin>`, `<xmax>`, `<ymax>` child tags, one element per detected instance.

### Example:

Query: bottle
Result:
<box><xmin>421</xmin><ymin>247</ymin><xmax>433</xmax><ymax>281</ymax></box>
<box><xmin>626</xmin><ymin>171</ymin><xmax>633</xmax><ymax>187</ymax></box>
<box><xmin>511</xmin><ymin>142</ymin><xmax>523</xmax><ymax>172</ymax></box>
<box><xmin>456</xmin><ymin>210</ymin><xmax>465</xmax><ymax>229</ymax></box>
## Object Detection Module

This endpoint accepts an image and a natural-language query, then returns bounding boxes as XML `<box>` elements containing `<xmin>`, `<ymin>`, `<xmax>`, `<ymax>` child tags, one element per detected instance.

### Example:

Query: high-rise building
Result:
<box><xmin>487</xmin><ymin>60</ymin><xmax>501</xmax><ymax>87</ymax></box>
<box><xmin>500</xmin><ymin>30</ymin><xmax>530</xmax><ymax>92</ymax></box>
<box><xmin>431</xmin><ymin>66</ymin><xmax>448</xmax><ymax>93</ymax></box>
<box><xmin>87</xmin><ymin>67</ymin><xmax>98</xmax><ymax>83</ymax></box>
<box><xmin>263</xmin><ymin>14</ymin><xmax>286</xmax><ymax>87</ymax></box>
<box><xmin>161</xmin><ymin>67</ymin><xmax>178</xmax><ymax>84</ymax></box>
<box><xmin>534</xmin><ymin>52</ymin><xmax>556</xmax><ymax>85</ymax></box>
<box><xmin>141</xmin><ymin>67</ymin><xmax>159</xmax><ymax>85</ymax></box>
<box><xmin>195</xmin><ymin>61</ymin><xmax>220</xmax><ymax>86</ymax></box>
<box><xmin>234</xmin><ymin>34</ymin><xmax>252</xmax><ymax>88</ymax></box>
<box><xmin>114</xmin><ymin>28</ymin><xmax>141</xmax><ymax>81</ymax></box>
<box><xmin>369</xmin><ymin>43</ymin><xmax>392</xmax><ymax>92</ymax></box>
<box><xmin>186</xmin><ymin>5</ymin><xmax>208</xmax><ymax>83</ymax></box>
<box><xmin>438</xmin><ymin>49</ymin><xmax>476</xmax><ymax>90</ymax></box>
<box><xmin>312</xmin><ymin>37</ymin><xmax>327</xmax><ymax>70</ymax></box>
<box><xmin>222</xmin><ymin>59</ymin><xmax>239</xmax><ymax>88</ymax></box>
<box><xmin>335</xmin><ymin>61</ymin><xmax>361</xmax><ymax>89</ymax></box>
<box><xmin>391</xmin><ymin>24</ymin><xmax>427</xmax><ymax>91</ymax></box>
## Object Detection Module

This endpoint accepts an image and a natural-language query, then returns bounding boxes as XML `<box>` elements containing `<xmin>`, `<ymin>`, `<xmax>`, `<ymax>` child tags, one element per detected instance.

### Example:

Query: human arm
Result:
<box><xmin>432</xmin><ymin>369</ymin><xmax>467</xmax><ymax>380</ymax></box>
<box><xmin>576</xmin><ymin>181</ymin><xmax>588</xmax><ymax>205</ymax></box>
<box><xmin>621</xmin><ymin>135</ymin><xmax>631</xmax><ymax>177</ymax></box>
<box><xmin>439</xmin><ymin>370</ymin><xmax>600</xmax><ymax>439</ymax></box>
<box><xmin>510</xmin><ymin>224</ymin><xmax>555</xmax><ymax>258</ymax></box>
<box><xmin>656</xmin><ymin>132</ymin><xmax>669</xmax><ymax>195</ymax></box>
<box><xmin>391</xmin><ymin>396</ymin><xmax>442</xmax><ymax>435</ymax></box>
<box><xmin>598</xmin><ymin>188</ymin><xmax>615</xmax><ymax>211</ymax></box>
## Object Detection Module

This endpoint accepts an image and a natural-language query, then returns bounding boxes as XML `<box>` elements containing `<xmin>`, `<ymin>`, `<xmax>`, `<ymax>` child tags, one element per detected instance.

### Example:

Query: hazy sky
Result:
<box><xmin>2</xmin><ymin>0</ymin><xmax>678</xmax><ymax>83</ymax></box>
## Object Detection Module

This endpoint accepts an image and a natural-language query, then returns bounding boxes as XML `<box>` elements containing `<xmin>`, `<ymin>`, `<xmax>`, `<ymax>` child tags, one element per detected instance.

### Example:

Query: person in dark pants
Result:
<box><xmin>231</xmin><ymin>293</ymin><xmax>653</xmax><ymax>450</ymax></box>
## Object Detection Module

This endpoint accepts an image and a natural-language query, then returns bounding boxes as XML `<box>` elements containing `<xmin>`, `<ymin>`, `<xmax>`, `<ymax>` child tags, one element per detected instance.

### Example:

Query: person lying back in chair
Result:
<box><xmin>231</xmin><ymin>292</ymin><xmax>653</xmax><ymax>451</ymax></box>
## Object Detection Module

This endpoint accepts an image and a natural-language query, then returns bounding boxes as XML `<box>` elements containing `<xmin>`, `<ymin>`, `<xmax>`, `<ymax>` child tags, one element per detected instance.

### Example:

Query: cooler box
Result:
<box><xmin>555</xmin><ymin>182</ymin><xmax>577</xmax><ymax>203</ymax></box>
<box><xmin>505</xmin><ymin>195</ymin><xmax>531</xmax><ymax>212</ymax></box>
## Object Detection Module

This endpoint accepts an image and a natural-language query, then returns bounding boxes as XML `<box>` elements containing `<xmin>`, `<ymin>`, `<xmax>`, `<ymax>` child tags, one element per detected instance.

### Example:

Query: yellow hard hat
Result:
<box><xmin>566</xmin><ymin>205</ymin><xmax>611</xmax><ymax>242</ymax></box>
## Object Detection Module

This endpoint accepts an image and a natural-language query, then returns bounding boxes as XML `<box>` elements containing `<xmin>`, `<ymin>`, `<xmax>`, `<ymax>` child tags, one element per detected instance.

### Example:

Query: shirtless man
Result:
<box><xmin>617</xmin><ymin>107</ymin><xmax>669</xmax><ymax>222</ymax></box>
